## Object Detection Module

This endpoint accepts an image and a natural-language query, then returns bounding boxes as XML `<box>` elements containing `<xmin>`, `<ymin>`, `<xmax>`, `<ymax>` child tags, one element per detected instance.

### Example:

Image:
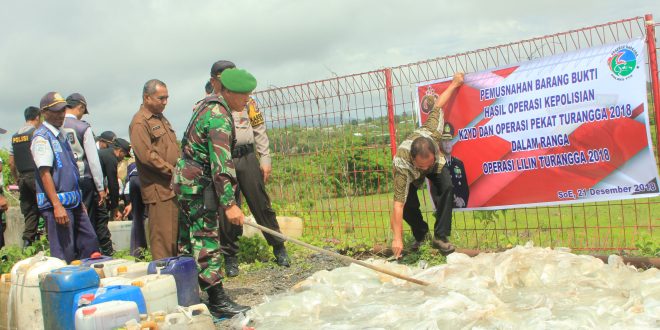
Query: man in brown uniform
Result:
<box><xmin>129</xmin><ymin>79</ymin><xmax>181</xmax><ymax>260</ymax></box>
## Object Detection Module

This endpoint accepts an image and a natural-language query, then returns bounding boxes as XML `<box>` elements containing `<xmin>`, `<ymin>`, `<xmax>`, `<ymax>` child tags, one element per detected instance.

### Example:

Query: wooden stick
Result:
<box><xmin>243</xmin><ymin>221</ymin><xmax>429</xmax><ymax>286</ymax></box>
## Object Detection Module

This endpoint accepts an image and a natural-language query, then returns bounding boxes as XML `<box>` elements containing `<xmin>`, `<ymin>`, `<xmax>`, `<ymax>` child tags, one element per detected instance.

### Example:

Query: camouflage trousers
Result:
<box><xmin>178</xmin><ymin>194</ymin><xmax>224</xmax><ymax>291</ymax></box>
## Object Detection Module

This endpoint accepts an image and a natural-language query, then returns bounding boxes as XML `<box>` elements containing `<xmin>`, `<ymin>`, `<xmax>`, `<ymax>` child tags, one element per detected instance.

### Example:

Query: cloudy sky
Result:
<box><xmin>0</xmin><ymin>1</ymin><xmax>657</xmax><ymax>149</ymax></box>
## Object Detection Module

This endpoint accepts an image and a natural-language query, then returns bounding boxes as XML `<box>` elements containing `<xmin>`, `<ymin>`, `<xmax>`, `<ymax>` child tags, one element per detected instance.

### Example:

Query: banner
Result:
<box><xmin>417</xmin><ymin>37</ymin><xmax>659</xmax><ymax>209</ymax></box>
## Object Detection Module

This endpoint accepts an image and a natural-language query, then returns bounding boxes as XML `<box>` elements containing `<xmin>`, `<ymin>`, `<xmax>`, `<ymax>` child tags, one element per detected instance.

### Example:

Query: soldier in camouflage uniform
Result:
<box><xmin>172</xmin><ymin>66</ymin><xmax>256</xmax><ymax>319</ymax></box>
<box><xmin>390</xmin><ymin>72</ymin><xmax>464</xmax><ymax>259</ymax></box>
<box><xmin>209</xmin><ymin>60</ymin><xmax>290</xmax><ymax>278</ymax></box>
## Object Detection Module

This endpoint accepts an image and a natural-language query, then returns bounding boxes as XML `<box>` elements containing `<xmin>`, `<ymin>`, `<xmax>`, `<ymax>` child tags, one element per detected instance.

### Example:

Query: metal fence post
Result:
<box><xmin>646</xmin><ymin>14</ymin><xmax>660</xmax><ymax>153</ymax></box>
<box><xmin>384</xmin><ymin>68</ymin><xmax>397</xmax><ymax>158</ymax></box>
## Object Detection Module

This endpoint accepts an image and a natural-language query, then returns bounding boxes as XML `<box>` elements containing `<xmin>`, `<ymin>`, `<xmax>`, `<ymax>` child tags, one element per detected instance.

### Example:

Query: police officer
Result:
<box><xmin>211</xmin><ymin>61</ymin><xmax>289</xmax><ymax>277</ymax></box>
<box><xmin>173</xmin><ymin>67</ymin><xmax>256</xmax><ymax>319</ymax></box>
<box><xmin>96</xmin><ymin>131</ymin><xmax>116</xmax><ymax>149</ymax></box>
<box><xmin>31</xmin><ymin>92</ymin><xmax>99</xmax><ymax>263</ymax></box>
<box><xmin>9</xmin><ymin>106</ymin><xmax>42</xmax><ymax>247</ymax></box>
<box><xmin>440</xmin><ymin>122</ymin><xmax>469</xmax><ymax>208</ymax></box>
<box><xmin>63</xmin><ymin>93</ymin><xmax>110</xmax><ymax>254</ymax></box>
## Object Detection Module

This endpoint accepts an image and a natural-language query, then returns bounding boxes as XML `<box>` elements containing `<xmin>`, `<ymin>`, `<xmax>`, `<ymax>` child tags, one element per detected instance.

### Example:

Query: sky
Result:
<box><xmin>0</xmin><ymin>0</ymin><xmax>658</xmax><ymax>149</ymax></box>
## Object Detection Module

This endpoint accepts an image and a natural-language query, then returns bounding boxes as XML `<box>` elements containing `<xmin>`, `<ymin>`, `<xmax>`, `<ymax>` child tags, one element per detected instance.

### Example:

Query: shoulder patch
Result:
<box><xmin>247</xmin><ymin>99</ymin><xmax>264</xmax><ymax>127</ymax></box>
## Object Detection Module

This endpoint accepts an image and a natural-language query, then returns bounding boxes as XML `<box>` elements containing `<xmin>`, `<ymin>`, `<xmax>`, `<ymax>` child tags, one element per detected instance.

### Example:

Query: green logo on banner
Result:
<box><xmin>608</xmin><ymin>46</ymin><xmax>638</xmax><ymax>80</ymax></box>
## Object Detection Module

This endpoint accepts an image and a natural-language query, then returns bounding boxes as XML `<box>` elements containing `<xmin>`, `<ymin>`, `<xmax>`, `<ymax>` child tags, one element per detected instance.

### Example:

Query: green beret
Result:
<box><xmin>221</xmin><ymin>68</ymin><xmax>257</xmax><ymax>93</ymax></box>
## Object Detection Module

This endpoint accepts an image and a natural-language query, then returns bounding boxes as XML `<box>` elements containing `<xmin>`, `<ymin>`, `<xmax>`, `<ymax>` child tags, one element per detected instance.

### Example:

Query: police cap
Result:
<box><xmin>40</xmin><ymin>92</ymin><xmax>69</xmax><ymax>112</ymax></box>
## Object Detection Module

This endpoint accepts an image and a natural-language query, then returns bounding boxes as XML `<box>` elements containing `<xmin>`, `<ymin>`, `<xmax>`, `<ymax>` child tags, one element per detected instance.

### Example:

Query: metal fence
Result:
<box><xmin>254</xmin><ymin>15</ymin><xmax>659</xmax><ymax>253</ymax></box>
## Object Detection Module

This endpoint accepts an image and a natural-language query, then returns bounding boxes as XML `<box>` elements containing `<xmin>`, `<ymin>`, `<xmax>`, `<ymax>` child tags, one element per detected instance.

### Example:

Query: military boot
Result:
<box><xmin>224</xmin><ymin>255</ymin><xmax>239</xmax><ymax>277</ymax></box>
<box><xmin>206</xmin><ymin>283</ymin><xmax>250</xmax><ymax>319</ymax></box>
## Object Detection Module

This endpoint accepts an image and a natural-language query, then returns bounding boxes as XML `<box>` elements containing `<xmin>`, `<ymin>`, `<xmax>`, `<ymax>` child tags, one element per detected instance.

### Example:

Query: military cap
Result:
<box><xmin>40</xmin><ymin>92</ymin><xmax>69</xmax><ymax>112</ymax></box>
<box><xmin>210</xmin><ymin>60</ymin><xmax>236</xmax><ymax>77</ymax></box>
<box><xmin>97</xmin><ymin>130</ymin><xmax>117</xmax><ymax>143</ymax></box>
<box><xmin>442</xmin><ymin>122</ymin><xmax>454</xmax><ymax>140</ymax></box>
<box><xmin>113</xmin><ymin>138</ymin><xmax>131</xmax><ymax>154</ymax></box>
<box><xmin>66</xmin><ymin>93</ymin><xmax>89</xmax><ymax>114</ymax></box>
<box><xmin>220</xmin><ymin>68</ymin><xmax>257</xmax><ymax>94</ymax></box>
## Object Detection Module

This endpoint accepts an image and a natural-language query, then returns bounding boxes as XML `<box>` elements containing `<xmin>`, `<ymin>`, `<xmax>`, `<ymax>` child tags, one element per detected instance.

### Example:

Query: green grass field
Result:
<box><xmin>274</xmin><ymin>189</ymin><xmax>659</xmax><ymax>255</ymax></box>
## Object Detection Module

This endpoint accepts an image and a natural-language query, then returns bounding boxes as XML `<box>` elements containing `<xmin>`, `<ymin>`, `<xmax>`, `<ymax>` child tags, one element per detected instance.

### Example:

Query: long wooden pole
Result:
<box><xmin>243</xmin><ymin>221</ymin><xmax>429</xmax><ymax>286</ymax></box>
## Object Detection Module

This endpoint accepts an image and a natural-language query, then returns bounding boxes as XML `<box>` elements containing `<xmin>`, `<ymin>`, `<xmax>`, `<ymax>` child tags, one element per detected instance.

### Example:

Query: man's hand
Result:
<box><xmin>54</xmin><ymin>204</ymin><xmax>70</xmax><ymax>225</ymax></box>
<box><xmin>224</xmin><ymin>204</ymin><xmax>245</xmax><ymax>226</ymax></box>
<box><xmin>454</xmin><ymin>196</ymin><xmax>466</xmax><ymax>208</ymax></box>
<box><xmin>450</xmin><ymin>72</ymin><xmax>465</xmax><ymax>88</ymax></box>
<box><xmin>260</xmin><ymin>164</ymin><xmax>272</xmax><ymax>183</ymax></box>
<box><xmin>0</xmin><ymin>195</ymin><xmax>8</xmax><ymax>212</ymax></box>
<box><xmin>122</xmin><ymin>203</ymin><xmax>132</xmax><ymax>219</ymax></box>
<box><xmin>391</xmin><ymin>236</ymin><xmax>404</xmax><ymax>259</ymax></box>
<box><xmin>97</xmin><ymin>190</ymin><xmax>107</xmax><ymax>206</ymax></box>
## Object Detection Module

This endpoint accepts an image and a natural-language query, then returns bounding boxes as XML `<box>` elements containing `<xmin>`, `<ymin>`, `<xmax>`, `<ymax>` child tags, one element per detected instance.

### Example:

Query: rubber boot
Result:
<box><xmin>206</xmin><ymin>282</ymin><xmax>250</xmax><ymax>319</ymax></box>
<box><xmin>273</xmin><ymin>245</ymin><xmax>290</xmax><ymax>267</ymax></box>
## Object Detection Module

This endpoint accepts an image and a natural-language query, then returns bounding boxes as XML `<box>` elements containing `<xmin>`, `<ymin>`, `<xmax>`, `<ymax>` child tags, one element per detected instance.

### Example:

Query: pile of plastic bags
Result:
<box><xmin>232</xmin><ymin>243</ymin><xmax>659</xmax><ymax>329</ymax></box>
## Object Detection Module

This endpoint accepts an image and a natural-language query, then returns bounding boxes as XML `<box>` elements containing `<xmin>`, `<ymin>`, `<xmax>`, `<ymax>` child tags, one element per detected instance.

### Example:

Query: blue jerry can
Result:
<box><xmin>148</xmin><ymin>256</ymin><xmax>200</xmax><ymax>306</ymax></box>
<box><xmin>79</xmin><ymin>252</ymin><xmax>113</xmax><ymax>267</ymax></box>
<box><xmin>39</xmin><ymin>266</ymin><xmax>100</xmax><ymax>330</ymax></box>
<box><xmin>73</xmin><ymin>285</ymin><xmax>147</xmax><ymax>314</ymax></box>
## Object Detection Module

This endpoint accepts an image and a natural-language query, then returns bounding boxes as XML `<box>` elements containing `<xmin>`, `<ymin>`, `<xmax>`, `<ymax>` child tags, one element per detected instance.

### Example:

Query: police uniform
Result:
<box><xmin>220</xmin><ymin>97</ymin><xmax>287</xmax><ymax>268</ymax></box>
<box><xmin>446</xmin><ymin>156</ymin><xmax>469</xmax><ymax>208</ymax></box>
<box><xmin>173</xmin><ymin>67</ymin><xmax>253</xmax><ymax>319</ymax></box>
<box><xmin>11</xmin><ymin>124</ymin><xmax>41</xmax><ymax>244</ymax></box>
<box><xmin>32</xmin><ymin>92</ymin><xmax>99</xmax><ymax>263</ymax></box>
<box><xmin>440</xmin><ymin>122</ymin><xmax>469</xmax><ymax>208</ymax></box>
<box><xmin>63</xmin><ymin>103</ymin><xmax>109</xmax><ymax>253</ymax></box>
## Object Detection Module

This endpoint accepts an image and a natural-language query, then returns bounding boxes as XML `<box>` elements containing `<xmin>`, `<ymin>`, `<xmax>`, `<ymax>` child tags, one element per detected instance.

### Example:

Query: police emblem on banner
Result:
<box><xmin>420</xmin><ymin>87</ymin><xmax>438</xmax><ymax>114</ymax></box>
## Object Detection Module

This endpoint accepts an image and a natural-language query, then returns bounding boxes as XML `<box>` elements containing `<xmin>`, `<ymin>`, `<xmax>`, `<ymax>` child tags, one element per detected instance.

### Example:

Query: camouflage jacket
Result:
<box><xmin>173</xmin><ymin>95</ymin><xmax>237</xmax><ymax>208</ymax></box>
<box><xmin>392</xmin><ymin>105</ymin><xmax>447</xmax><ymax>203</ymax></box>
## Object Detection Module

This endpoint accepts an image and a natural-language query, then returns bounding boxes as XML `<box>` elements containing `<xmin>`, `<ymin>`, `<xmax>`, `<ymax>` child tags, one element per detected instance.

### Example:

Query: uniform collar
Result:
<box><xmin>42</xmin><ymin>121</ymin><xmax>62</xmax><ymax>136</ymax></box>
<box><xmin>65</xmin><ymin>113</ymin><xmax>77</xmax><ymax>119</ymax></box>
<box><xmin>139</xmin><ymin>105</ymin><xmax>162</xmax><ymax>119</ymax></box>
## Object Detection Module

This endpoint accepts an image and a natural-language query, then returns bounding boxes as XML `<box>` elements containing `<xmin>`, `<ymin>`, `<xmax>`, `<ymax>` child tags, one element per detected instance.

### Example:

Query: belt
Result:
<box><xmin>232</xmin><ymin>144</ymin><xmax>254</xmax><ymax>158</ymax></box>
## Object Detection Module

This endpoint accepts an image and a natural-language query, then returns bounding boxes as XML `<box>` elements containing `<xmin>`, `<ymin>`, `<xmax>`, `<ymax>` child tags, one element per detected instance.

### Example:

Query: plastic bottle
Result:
<box><xmin>10</xmin><ymin>254</ymin><xmax>67</xmax><ymax>330</ymax></box>
<box><xmin>74</xmin><ymin>301</ymin><xmax>140</xmax><ymax>330</ymax></box>
<box><xmin>147</xmin><ymin>257</ymin><xmax>200</xmax><ymax>306</ymax></box>
<box><xmin>73</xmin><ymin>285</ymin><xmax>147</xmax><ymax>314</ymax></box>
<box><xmin>130</xmin><ymin>274</ymin><xmax>177</xmax><ymax>314</ymax></box>
<box><xmin>39</xmin><ymin>266</ymin><xmax>100</xmax><ymax>330</ymax></box>
<box><xmin>0</xmin><ymin>274</ymin><xmax>13</xmax><ymax>330</ymax></box>
<box><xmin>93</xmin><ymin>264</ymin><xmax>105</xmax><ymax>279</ymax></box>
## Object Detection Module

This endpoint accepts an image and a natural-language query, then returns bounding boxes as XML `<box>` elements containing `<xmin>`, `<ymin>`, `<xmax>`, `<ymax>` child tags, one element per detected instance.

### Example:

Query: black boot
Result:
<box><xmin>206</xmin><ymin>283</ymin><xmax>250</xmax><ymax>319</ymax></box>
<box><xmin>273</xmin><ymin>245</ymin><xmax>290</xmax><ymax>267</ymax></box>
<box><xmin>224</xmin><ymin>255</ymin><xmax>239</xmax><ymax>277</ymax></box>
<box><xmin>23</xmin><ymin>240</ymin><xmax>32</xmax><ymax>249</ymax></box>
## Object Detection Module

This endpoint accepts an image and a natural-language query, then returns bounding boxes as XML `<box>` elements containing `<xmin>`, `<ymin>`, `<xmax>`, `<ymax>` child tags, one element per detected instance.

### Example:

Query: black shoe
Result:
<box><xmin>206</xmin><ymin>283</ymin><xmax>250</xmax><ymax>319</ymax></box>
<box><xmin>224</xmin><ymin>255</ymin><xmax>239</xmax><ymax>277</ymax></box>
<box><xmin>410</xmin><ymin>240</ymin><xmax>424</xmax><ymax>252</ymax></box>
<box><xmin>273</xmin><ymin>245</ymin><xmax>290</xmax><ymax>267</ymax></box>
<box><xmin>431</xmin><ymin>237</ymin><xmax>455</xmax><ymax>256</ymax></box>
<box><xmin>23</xmin><ymin>240</ymin><xmax>32</xmax><ymax>249</ymax></box>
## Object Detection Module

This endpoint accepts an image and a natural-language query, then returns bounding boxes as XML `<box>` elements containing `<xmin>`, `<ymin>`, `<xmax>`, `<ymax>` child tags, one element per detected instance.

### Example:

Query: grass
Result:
<box><xmin>277</xmin><ymin>189</ymin><xmax>660</xmax><ymax>256</ymax></box>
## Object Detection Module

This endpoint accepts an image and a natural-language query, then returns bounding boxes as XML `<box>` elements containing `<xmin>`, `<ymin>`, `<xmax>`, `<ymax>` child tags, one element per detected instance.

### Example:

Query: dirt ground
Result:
<box><xmin>216</xmin><ymin>252</ymin><xmax>349</xmax><ymax>329</ymax></box>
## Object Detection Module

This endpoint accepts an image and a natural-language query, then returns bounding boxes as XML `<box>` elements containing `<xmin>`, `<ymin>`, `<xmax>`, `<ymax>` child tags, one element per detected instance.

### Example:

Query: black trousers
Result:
<box><xmin>220</xmin><ymin>151</ymin><xmax>284</xmax><ymax>256</ymax></box>
<box><xmin>18</xmin><ymin>171</ymin><xmax>41</xmax><ymax>242</ymax></box>
<box><xmin>80</xmin><ymin>176</ymin><xmax>113</xmax><ymax>255</ymax></box>
<box><xmin>403</xmin><ymin>166</ymin><xmax>454</xmax><ymax>242</ymax></box>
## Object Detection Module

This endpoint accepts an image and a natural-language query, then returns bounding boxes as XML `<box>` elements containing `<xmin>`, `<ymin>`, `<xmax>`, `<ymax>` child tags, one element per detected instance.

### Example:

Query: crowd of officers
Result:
<box><xmin>0</xmin><ymin>61</ymin><xmax>468</xmax><ymax>318</ymax></box>
<box><xmin>0</xmin><ymin>60</ymin><xmax>290</xmax><ymax>319</ymax></box>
